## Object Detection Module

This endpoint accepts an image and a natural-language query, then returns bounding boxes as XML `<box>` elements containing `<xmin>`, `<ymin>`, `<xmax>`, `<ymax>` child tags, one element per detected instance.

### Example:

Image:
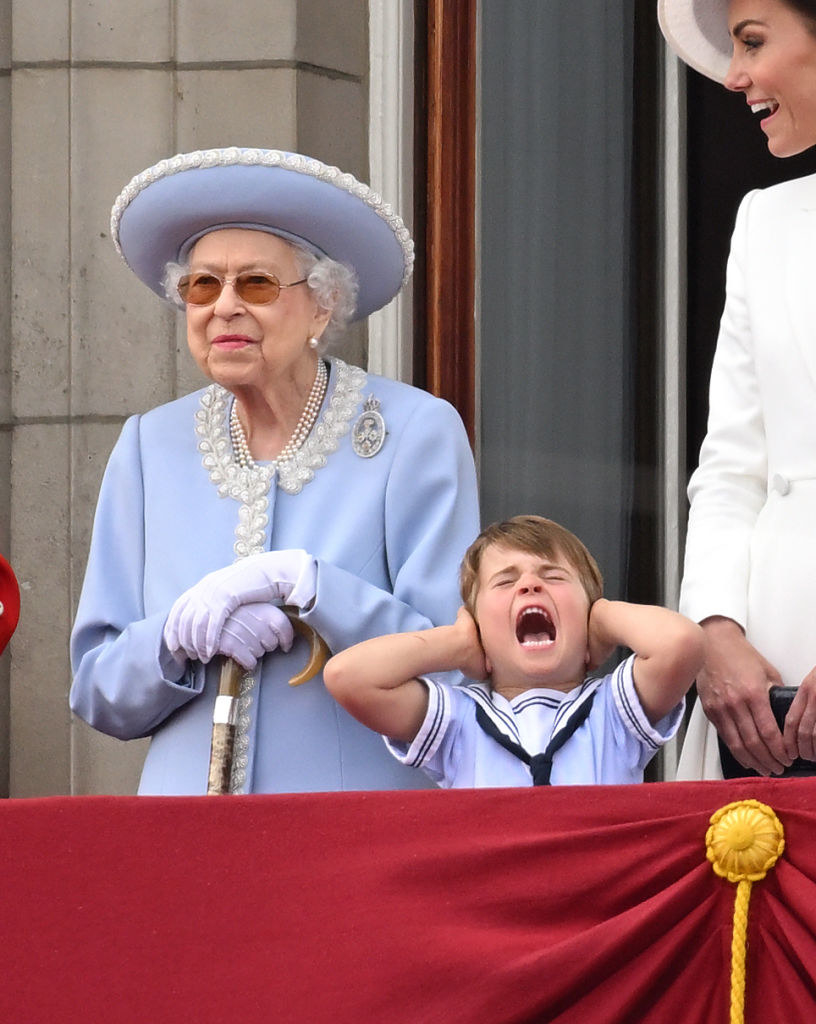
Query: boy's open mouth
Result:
<box><xmin>515</xmin><ymin>606</ymin><xmax>556</xmax><ymax>647</ymax></box>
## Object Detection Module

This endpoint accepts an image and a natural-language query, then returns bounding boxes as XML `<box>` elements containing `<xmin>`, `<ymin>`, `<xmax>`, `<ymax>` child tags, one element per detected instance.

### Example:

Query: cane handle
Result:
<box><xmin>283</xmin><ymin>608</ymin><xmax>330</xmax><ymax>686</ymax></box>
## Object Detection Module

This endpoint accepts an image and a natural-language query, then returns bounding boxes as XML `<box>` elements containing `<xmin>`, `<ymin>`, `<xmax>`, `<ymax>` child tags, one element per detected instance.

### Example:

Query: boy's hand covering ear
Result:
<box><xmin>454</xmin><ymin>606</ymin><xmax>489</xmax><ymax>680</ymax></box>
<box><xmin>586</xmin><ymin>598</ymin><xmax>615</xmax><ymax>671</ymax></box>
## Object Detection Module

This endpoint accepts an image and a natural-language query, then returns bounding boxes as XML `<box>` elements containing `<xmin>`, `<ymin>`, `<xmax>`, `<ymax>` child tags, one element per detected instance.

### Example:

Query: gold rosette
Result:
<box><xmin>706</xmin><ymin>799</ymin><xmax>785</xmax><ymax>883</ymax></box>
<box><xmin>705</xmin><ymin>800</ymin><xmax>785</xmax><ymax>1024</ymax></box>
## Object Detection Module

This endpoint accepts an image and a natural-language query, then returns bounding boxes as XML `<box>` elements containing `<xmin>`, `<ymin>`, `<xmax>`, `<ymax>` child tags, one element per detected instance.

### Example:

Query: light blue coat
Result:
<box><xmin>71</xmin><ymin>360</ymin><xmax>480</xmax><ymax>794</ymax></box>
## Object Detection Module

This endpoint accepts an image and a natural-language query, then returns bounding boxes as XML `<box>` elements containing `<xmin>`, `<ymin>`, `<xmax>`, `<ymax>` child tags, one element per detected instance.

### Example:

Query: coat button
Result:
<box><xmin>771</xmin><ymin>473</ymin><xmax>791</xmax><ymax>496</ymax></box>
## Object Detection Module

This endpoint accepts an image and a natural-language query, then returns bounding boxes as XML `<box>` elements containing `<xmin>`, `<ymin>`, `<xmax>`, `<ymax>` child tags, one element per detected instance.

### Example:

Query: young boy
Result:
<box><xmin>323</xmin><ymin>516</ymin><xmax>704</xmax><ymax>787</ymax></box>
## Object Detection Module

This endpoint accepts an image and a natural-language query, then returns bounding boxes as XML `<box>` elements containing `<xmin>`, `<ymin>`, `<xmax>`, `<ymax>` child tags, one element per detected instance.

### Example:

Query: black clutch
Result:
<box><xmin>718</xmin><ymin>686</ymin><xmax>816</xmax><ymax>778</ymax></box>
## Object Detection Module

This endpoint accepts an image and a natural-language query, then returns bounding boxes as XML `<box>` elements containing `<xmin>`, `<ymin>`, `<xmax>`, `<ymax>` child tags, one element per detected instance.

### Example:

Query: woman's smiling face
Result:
<box><xmin>725</xmin><ymin>0</ymin><xmax>816</xmax><ymax>157</ymax></box>
<box><xmin>184</xmin><ymin>228</ymin><xmax>329</xmax><ymax>391</ymax></box>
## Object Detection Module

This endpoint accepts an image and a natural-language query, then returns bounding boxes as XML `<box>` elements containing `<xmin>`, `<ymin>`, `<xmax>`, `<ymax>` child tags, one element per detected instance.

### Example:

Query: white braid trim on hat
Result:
<box><xmin>110</xmin><ymin>147</ymin><xmax>414</xmax><ymax>285</ymax></box>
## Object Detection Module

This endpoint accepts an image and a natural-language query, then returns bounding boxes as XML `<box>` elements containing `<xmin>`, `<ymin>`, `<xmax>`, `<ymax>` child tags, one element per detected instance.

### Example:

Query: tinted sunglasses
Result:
<box><xmin>177</xmin><ymin>271</ymin><xmax>308</xmax><ymax>306</ymax></box>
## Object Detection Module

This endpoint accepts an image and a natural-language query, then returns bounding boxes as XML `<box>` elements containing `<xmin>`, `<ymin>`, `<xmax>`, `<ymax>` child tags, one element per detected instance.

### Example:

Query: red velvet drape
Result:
<box><xmin>1</xmin><ymin>778</ymin><xmax>815</xmax><ymax>1022</ymax></box>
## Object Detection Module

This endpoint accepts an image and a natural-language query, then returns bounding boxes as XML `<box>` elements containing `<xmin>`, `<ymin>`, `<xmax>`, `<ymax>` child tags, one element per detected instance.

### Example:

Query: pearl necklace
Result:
<box><xmin>229</xmin><ymin>359</ymin><xmax>328</xmax><ymax>469</ymax></box>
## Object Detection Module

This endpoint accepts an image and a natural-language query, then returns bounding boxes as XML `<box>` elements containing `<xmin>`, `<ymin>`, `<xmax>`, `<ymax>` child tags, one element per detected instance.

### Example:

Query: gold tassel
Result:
<box><xmin>706</xmin><ymin>800</ymin><xmax>785</xmax><ymax>1024</ymax></box>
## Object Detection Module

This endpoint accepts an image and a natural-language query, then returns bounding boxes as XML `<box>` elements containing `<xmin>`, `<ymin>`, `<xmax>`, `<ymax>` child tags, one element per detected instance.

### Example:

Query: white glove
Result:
<box><xmin>164</xmin><ymin>549</ymin><xmax>316</xmax><ymax>663</ymax></box>
<box><xmin>217</xmin><ymin>603</ymin><xmax>295</xmax><ymax>670</ymax></box>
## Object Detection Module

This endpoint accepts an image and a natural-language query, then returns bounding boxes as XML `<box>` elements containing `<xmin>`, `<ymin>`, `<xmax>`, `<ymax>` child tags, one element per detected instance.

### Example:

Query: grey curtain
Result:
<box><xmin>479</xmin><ymin>0</ymin><xmax>636</xmax><ymax>600</ymax></box>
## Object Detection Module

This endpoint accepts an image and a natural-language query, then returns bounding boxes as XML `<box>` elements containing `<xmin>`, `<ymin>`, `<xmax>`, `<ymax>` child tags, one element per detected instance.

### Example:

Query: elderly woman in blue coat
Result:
<box><xmin>70</xmin><ymin>148</ymin><xmax>480</xmax><ymax>795</ymax></box>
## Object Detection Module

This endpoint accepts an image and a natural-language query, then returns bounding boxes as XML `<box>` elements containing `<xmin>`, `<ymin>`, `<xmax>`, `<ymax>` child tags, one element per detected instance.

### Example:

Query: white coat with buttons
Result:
<box><xmin>678</xmin><ymin>173</ymin><xmax>816</xmax><ymax>778</ymax></box>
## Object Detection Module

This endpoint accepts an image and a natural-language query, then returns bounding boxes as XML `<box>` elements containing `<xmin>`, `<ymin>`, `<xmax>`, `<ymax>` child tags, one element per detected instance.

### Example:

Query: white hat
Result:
<box><xmin>111</xmin><ymin>148</ymin><xmax>415</xmax><ymax>320</ymax></box>
<box><xmin>657</xmin><ymin>0</ymin><xmax>731</xmax><ymax>83</ymax></box>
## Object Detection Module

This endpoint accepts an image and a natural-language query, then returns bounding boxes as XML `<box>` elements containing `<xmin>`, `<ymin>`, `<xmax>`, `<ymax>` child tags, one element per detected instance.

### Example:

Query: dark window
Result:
<box><xmin>478</xmin><ymin>1</ymin><xmax>659</xmax><ymax>607</ymax></box>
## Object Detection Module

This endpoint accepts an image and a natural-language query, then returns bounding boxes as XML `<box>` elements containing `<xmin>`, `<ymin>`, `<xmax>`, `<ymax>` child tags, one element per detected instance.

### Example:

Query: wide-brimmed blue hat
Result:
<box><xmin>111</xmin><ymin>148</ymin><xmax>414</xmax><ymax>320</ymax></box>
<box><xmin>658</xmin><ymin>0</ymin><xmax>730</xmax><ymax>83</ymax></box>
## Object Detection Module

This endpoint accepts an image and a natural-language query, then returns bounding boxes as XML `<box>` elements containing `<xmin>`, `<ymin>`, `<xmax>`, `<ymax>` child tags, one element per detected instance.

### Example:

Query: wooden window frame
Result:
<box><xmin>414</xmin><ymin>0</ymin><xmax>477</xmax><ymax>444</ymax></box>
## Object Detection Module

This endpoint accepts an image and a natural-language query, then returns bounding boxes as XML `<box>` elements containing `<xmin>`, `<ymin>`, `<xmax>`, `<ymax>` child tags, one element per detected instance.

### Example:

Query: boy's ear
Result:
<box><xmin>485</xmin><ymin>652</ymin><xmax>493</xmax><ymax>674</ymax></box>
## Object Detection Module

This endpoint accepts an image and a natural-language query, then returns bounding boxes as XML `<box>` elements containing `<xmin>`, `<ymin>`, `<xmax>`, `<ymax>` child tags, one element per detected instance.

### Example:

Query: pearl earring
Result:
<box><xmin>308</xmin><ymin>336</ymin><xmax>319</xmax><ymax>350</ymax></box>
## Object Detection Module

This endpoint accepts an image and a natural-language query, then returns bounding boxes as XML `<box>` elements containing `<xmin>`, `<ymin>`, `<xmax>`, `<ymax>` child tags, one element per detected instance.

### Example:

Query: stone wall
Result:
<box><xmin>1</xmin><ymin>0</ymin><xmax>369</xmax><ymax>795</ymax></box>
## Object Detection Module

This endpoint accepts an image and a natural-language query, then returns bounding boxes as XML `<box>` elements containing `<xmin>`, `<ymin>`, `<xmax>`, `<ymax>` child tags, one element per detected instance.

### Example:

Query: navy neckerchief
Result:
<box><xmin>474</xmin><ymin>683</ymin><xmax>599</xmax><ymax>785</ymax></box>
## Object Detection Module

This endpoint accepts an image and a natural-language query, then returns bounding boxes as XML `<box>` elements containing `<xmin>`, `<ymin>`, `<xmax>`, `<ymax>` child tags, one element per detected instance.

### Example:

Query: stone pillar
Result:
<box><xmin>0</xmin><ymin>0</ymin><xmax>12</xmax><ymax>797</ymax></box>
<box><xmin>5</xmin><ymin>0</ymin><xmax>368</xmax><ymax>795</ymax></box>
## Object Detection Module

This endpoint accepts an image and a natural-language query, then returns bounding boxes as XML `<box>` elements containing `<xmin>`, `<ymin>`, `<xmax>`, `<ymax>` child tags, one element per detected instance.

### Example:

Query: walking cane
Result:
<box><xmin>206</xmin><ymin>608</ymin><xmax>329</xmax><ymax>794</ymax></box>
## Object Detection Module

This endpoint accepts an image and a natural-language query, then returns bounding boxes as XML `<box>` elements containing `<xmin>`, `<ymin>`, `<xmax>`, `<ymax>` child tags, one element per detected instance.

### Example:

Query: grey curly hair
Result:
<box><xmin>162</xmin><ymin>236</ymin><xmax>359</xmax><ymax>353</ymax></box>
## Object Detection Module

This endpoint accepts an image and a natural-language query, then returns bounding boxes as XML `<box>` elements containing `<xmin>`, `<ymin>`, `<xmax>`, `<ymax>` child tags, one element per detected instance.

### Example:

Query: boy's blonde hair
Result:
<box><xmin>460</xmin><ymin>515</ymin><xmax>603</xmax><ymax>617</ymax></box>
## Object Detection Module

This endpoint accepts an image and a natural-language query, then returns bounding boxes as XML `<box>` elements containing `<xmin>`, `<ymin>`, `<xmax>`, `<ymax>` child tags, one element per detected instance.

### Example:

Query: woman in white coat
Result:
<box><xmin>659</xmin><ymin>0</ymin><xmax>816</xmax><ymax>777</ymax></box>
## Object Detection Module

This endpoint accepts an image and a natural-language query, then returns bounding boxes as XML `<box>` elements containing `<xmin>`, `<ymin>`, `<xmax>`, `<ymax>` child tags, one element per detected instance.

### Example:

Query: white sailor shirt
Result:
<box><xmin>385</xmin><ymin>655</ymin><xmax>683</xmax><ymax>787</ymax></box>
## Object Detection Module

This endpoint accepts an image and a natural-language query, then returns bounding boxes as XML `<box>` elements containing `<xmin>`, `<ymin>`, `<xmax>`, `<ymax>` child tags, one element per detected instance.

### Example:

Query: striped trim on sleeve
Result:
<box><xmin>383</xmin><ymin>676</ymin><xmax>452</xmax><ymax>768</ymax></box>
<box><xmin>610</xmin><ymin>654</ymin><xmax>684</xmax><ymax>749</ymax></box>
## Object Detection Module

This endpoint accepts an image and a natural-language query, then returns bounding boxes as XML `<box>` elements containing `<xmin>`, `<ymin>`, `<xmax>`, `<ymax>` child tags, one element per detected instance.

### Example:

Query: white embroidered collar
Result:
<box><xmin>195</xmin><ymin>357</ymin><xmax>366</xmax><ymax>503</ymax></box>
